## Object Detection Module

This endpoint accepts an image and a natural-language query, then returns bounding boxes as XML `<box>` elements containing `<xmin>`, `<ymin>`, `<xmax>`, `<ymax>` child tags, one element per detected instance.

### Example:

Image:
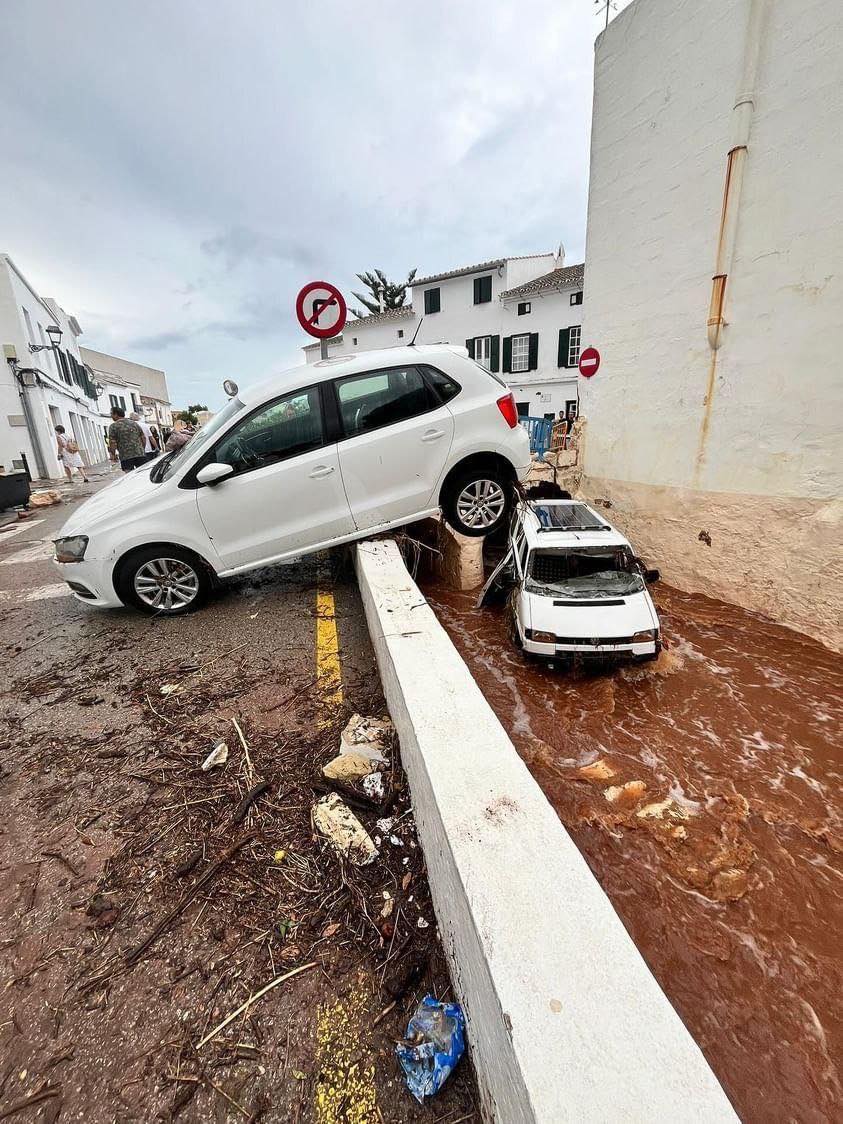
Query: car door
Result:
<box><xmin>195</xmin><ymin>383</ymin><xmax>354</xmax><ymax>572</ymax></box>
<box><xmin>332</xmin><ymin>364</ymin><xmax>455</xmax><ymax>530</ymax></box>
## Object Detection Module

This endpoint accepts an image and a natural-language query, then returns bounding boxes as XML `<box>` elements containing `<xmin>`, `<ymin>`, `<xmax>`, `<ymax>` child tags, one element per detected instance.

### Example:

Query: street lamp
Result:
<box><xmin>28</xmin><ymin>323</ymin><xmax>63</xmax><ymax>354</ymax></box>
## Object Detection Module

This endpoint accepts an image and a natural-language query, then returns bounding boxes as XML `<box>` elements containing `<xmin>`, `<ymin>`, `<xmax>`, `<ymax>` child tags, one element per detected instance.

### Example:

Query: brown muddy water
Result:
<box><xmin>423</xmin><ymin>580</ymin><xmax>842</xmax><ymax>1123</ymax></box>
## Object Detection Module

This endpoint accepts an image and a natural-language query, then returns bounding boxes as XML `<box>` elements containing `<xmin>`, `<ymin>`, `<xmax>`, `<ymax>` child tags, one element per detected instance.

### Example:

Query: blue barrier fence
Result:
<box><xmin>520</xmin><ymin>416</ymin><xmax>553</xmax><ymax>460</ymax></box>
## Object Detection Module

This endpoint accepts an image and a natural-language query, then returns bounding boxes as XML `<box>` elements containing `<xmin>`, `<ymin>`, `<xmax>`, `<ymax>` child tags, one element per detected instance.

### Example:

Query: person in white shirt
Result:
<box><xmin>130</xmin><ymin>412</ymin><xmax>160</xmax><ymax>461</ymax></box>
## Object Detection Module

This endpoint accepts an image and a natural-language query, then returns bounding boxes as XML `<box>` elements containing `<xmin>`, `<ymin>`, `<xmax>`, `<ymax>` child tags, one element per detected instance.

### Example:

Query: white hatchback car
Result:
<box><xmin>480</xmin><ymin>498</ymin><xmax>662</xmax><ymax>662</ymax></box>
<box><xmin>53</xmin><ymin>345</ymin><xmax>530</xmax><ymax>615</ymax></box>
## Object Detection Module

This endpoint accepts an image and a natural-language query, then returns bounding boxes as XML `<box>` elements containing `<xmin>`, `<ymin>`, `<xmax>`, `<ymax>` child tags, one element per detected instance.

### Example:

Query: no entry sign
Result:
<box><xmin>295</xmin><ymin>280</ymin><xmax>347</xmax><ymax>340</ymax></box>
<box><xmin>578</xmin><ymin>346</ymin><xmax>601</xmax><ymax>378</ymax></box>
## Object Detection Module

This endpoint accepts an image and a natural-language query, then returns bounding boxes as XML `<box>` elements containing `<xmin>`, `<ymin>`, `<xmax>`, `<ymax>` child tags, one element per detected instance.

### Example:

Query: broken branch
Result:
<box><xmin>196</xmin><ymin>962</ymin><xmax>318</xmax><ymax>1049</ymax></box>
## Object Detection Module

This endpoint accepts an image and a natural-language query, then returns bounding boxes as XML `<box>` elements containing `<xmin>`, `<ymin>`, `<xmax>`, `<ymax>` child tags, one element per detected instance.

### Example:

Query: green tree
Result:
<box><xmin>351</xmin><ymin>268</ymin><xmax>417</xmax><ymax>319</ymax></box>
<box><xmin>175</xmin><ymin>403</ymin><xmax>207</xmax><ymax>427</ymax></box>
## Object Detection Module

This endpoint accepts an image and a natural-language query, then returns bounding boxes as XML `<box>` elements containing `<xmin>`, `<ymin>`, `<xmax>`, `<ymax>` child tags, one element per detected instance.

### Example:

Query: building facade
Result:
<box><xmin>81</xmin><ymin>348</ymin><xmax>173</xmax><ymax>435</ymax></box>
<box><xmin>579</xmin><ymin>0</ymin><xmax>843</xmax><ymax>649</ymax></box>
<box><xmin>304</xmin><ymin>252</ymin><xmax>584</xmax><ymax>421</ymax></box>
<box><xmin>1</xmin><ymin>254</ymin><xmax>107</xmax><ymax>479</ymax></box>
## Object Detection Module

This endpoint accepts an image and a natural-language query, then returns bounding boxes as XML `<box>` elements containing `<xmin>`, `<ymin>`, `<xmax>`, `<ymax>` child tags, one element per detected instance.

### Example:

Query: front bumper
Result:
<box><xmin>52</xmin><ymin>555</ymin><xmax>123</xmax><ymax>609</ymax></box>
<box><xmin>522</xmin><ymin>634</ymin><xmax>661</xmax><ymax>661</ymax></box>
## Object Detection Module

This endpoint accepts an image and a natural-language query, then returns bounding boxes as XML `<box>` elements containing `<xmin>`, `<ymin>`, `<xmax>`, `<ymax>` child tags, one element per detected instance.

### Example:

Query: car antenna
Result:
<box><xmin>408</xmin><ymin>316</ymin><xmax>424</xmax><ymax>347</ymax></box>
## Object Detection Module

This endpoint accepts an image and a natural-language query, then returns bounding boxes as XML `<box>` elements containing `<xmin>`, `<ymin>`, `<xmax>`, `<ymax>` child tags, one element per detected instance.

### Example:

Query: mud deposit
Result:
<box><xmin>425</xmin><ymin>581</ymin><xmax>842</xmax><ymax>1123</ymax></box>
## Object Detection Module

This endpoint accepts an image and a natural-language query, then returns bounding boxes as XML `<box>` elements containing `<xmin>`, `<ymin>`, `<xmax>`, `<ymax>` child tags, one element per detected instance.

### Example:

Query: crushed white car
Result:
<box><xmin>479</xmin><ymin>498</ymin><xmax>662</xmax><ymax>662</ymax></box>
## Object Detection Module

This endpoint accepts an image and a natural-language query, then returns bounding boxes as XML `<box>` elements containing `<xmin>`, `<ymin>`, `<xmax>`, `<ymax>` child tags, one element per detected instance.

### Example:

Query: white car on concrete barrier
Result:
<box><xmin>52</xmin><ymin>344</ymin><xmax>531</xmax><ymax>615</ymax></box>
<box><xmin>481</xmin><ymin>498</ymin><xmax>662</xmax><ymax>662</ymax></box>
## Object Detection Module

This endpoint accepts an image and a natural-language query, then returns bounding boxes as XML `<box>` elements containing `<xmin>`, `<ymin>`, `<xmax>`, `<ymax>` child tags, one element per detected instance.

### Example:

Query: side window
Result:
<box><xmin>423</xmin><ymin>366</ymin><xmax>461</xmax><ymax>404</ymax></box>
<box><xmin>335</xmin><ymin>366</ymin><xmax>434</xmax><ymax>437</ymax></box>
<box><xmin>214</xmin><ymin>386</ymin><xmax>323</xmax><ymax>474</ymax></box>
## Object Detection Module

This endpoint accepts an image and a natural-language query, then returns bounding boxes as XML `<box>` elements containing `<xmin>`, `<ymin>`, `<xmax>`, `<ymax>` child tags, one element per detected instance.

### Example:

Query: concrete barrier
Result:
<box><xmin>355</xmin><ymin>539</ymin><xmax>737</xmax><ymax>1123</ymax></box>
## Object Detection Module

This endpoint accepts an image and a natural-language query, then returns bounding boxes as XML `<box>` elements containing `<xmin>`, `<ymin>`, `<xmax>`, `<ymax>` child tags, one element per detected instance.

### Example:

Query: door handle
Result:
<box><xmin>309</xmin><ymin>465</ymin><xmax>335</xmax><ymax>478</ymax></box>
<box><xmin>421</xmin><ymin>429</ymin><xmax>445</xmax><ymax>442</ymax></box>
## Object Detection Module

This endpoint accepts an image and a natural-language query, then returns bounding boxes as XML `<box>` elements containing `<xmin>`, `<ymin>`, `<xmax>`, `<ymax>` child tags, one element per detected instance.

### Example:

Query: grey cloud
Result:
<box><xmin>131</xmin><ymin>296</ymin><xmax>284</xmax><ymax>351</ymax></box>
<box><xmin>200</xmin><ymin>226</ymin><xmax>318</xmax><ymax>272</ymax></box>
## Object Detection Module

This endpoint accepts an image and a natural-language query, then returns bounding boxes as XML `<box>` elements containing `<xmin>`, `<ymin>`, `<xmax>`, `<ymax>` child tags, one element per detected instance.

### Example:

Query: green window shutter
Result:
<box><xmin>528</xmin><ymin>333</ymin><xmax>539</xmax><ymax>371</ymax></box>
<box><xmin>465</xmin><ymin>338</ymin><xmax>475</xmax><ymax>359</ymax></box>
<box><xmin>490</xmin><ymin>335</ymin><xmax>500</xmax><ymax>373</ymax></box>
<box><xmin>502</xmin><ymin>336</ymin><xmax>512</xmax><ymax>374</ymax></box>
<box><xmin>558</xmin><ymin>328</ymin><xmax>570</xmax><ymax>368</ymax></box>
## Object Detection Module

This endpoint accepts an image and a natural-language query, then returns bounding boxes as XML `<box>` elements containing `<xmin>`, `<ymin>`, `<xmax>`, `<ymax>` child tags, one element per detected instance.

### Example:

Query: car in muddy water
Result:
<box><xmin>52</xmin><ymin>345</ymin><xmax>531</xmax><ymax>616</ymax></box>
<box><xmin>479</xmin><ymin>498</ymin><xmax>662</xmax><ymax>662</ymax></box>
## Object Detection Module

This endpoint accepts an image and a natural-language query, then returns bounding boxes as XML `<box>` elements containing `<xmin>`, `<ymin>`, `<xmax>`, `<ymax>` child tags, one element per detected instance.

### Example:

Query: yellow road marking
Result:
<box><xmin>316</xmin><ymin>555</ymin><xmax>343</xmax><ymax>723</ymax></box>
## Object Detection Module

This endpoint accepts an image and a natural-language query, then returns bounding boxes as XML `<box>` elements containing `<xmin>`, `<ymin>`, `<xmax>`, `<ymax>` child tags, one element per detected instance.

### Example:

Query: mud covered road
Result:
<box><xmin>426</xmin><ymin>579</ymin><xmax>842</xmax><ymax>1123</ymax></box>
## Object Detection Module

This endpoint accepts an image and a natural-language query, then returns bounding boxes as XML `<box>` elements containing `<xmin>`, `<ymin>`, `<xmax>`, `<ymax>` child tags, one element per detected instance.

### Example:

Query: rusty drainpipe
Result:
<box><xmin>694</xmin><ymin>0</ymin><xmax>770</xmax><ymax>482</ymax></box>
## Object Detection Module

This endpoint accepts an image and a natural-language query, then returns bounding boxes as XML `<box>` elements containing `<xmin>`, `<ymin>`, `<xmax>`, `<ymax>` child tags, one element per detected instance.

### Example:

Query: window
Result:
<box><xmin>511</xmin><ymin>334</ymin><xmax>530</xmax><ymax>373</ymax></box>
<box><xmin>335</xmin><ymin>366</ymin><xmax>433</xmax><ymax>437</ymax></box>
<box><xmin>109</xmin><ymin>394</ymin><xmax>119</xmax><ymax>410</ymax></box>
<box><xmin>214</xmin><ymin>386</ymin><xmax>323</xmax><ymax>474</ymax></box>
<box><xmin>517</xmin><ymin>301</ymin><xmax>531</xmax><ymax>316</ymax></box>
<box><xmin>22</xmin><ymin>307</ymin><xmax>35</xmax><ymax>344</ymax></box>
<box><xmin>566</xmin><ymin>399</ymin><xmax>578</xmax><ymax>422</ymax></box>
<box><xmin>570</xmin><ymin>290</ymin><xmax>583</xmax><ymax>306</ymax></box>
<box><xmin>398</xmin><ymin>329</ymin><xmax>404</xmax><ymax>339</ymax></box>
<box><xmin>568</xmin><ymin>326</ymin><xmax>582</xmax><ymax>367</ymax></box>
<box><xmin>352</xmin><ymin>337</ymin><xmax>358</xmax><ymax>346</ymax></box>
<box><xmin>473</xmin><ymin>336</ymin><xmax>492</xmax><ymax>370</ymax></box>
<box><xmin>424</xmin><ymin>288</ymin><xmax>440</xmax><ymax>315</ymax></box>
<box><xmin>424</xmin><ymin>366</ymin><xmax>461</xmax><ymax>404</ymax></box>
<box><xmin>516</xmin><ymin>401</ymin><xmax>529</xmax><ymax>417</ymax></box>
<box><xmin>473</xmin><ymin>275</ymin><xmax>492</xmax><ymax>304</ymax></box>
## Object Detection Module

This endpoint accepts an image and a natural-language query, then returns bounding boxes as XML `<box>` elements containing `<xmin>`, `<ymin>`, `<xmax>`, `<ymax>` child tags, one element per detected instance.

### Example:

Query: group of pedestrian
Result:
<box><xmin>54</xmin><ymin>408</ymin><xmax>193</xmax><ymax>481</ymax></box>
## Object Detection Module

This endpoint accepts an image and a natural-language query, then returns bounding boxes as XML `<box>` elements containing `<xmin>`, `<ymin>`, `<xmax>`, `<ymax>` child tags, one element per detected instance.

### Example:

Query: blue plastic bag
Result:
<box><xmin>395</xmin><ymin>995</ymin><xmax>465</xmax><ymax>1103</ymax></box>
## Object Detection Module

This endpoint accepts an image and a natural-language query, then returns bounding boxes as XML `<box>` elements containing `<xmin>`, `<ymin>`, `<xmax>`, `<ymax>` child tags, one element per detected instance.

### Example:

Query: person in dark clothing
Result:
<box><xmin>107</xmin><ymin>407</ymin><xmax>147</xmax><ymax>472</ymax></box>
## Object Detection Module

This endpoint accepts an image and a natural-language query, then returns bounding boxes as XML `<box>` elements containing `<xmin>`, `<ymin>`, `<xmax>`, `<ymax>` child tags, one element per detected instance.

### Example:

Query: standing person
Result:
<box><xmin>130</xmin><ymin>411</ymin><xmax>160</xmax><ymax>462</ymax></box>
<box><xmin>107</xmin><ymin>407</ymin><xmax>147</xmax><ymax>472</ymax></box>
<box><xmin>54</xmin><ymin>425</ymin><xmax>89</xmax><ymax>483</ymax></box>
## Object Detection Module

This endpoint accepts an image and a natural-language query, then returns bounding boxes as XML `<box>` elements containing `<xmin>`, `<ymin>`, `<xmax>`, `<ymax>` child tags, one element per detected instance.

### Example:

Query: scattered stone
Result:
<box><xmin>201</xmin><ymin>740</ymin><xmax>229</xmax><ymax>771</ymax></box>
<box><xmin>340</xmin><ymin>714</ymin><xmax>392</xmax><ymax>763</ymax></box>
<box><xmin>604</xmin><ymin>780</ymin><xmax>647</xmax><ymax>804</ymax></box>
<box><xmin>637</xmin><ymin>798</ymin><xmax>690</xmax><ymax>821</ymax></box>
<box><xmin>322</xmin><ymin>752</ymin><xmax>375</xmax><ymax>783</ymax></box>
<box><xmin>28</xmin><ymin>490</ymin><xmax>62</xmax><ymax>507</ymax></box>
<box><xmin>578</xmin><ymin>758</ymin><xmax>616</xmax><ymax>782</ymax></box>
<box><xmin>710</xmin><ymin>868</ymin><xmax>749</xmax><ymax>901</ymax></box>
<box><xmin>311</xmin><ymin>794</ymin><xmax>379</xmax><ymax>866</ymax></box>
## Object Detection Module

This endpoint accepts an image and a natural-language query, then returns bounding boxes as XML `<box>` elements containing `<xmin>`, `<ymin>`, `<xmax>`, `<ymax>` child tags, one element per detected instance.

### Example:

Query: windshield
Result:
<box><xmin>154</xmin><ymin>397</ymin><xmax>244</xmax><ymax>482</ymax></box>
<box><xmin>526</xmin><ymin>548</ymin><xmax>644</xmax><ymax>599</ymax></box>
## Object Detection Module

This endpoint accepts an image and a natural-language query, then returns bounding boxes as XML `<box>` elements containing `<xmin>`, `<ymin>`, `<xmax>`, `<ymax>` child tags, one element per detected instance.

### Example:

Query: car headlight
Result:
<box><xmin>526</xmin><ymin>629</ymin><xmax>556</xmax><ymax>644</ymax></box>
<box><xmin>632</xmin><ymin>629</ymin><xmax>658</xmax><ymax>643</ymax></box>
<box><xmin>54</xmin><ymin>535</ymin><xmax>89</xmax><ymax>563</ymax></box>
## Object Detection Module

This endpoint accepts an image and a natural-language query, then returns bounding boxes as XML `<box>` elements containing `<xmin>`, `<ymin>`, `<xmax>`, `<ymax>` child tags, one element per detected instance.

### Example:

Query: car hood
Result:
<box><xmin>527</xmin><ymin>588</ymin><xmax>659</xmax><ymax>637</ymax></box>
<box><xmin>56</xmin><ymin>466</ymin><xmax>160</xmax><ymax>538</ymax></box>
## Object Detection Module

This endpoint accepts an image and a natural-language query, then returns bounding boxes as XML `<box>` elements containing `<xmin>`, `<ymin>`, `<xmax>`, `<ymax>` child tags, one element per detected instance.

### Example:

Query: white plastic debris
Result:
<box><xmin>362</xmin><ymin>771</ymin><xmax>386</xmax><ymax>800</ymax></box>
<box><xmin>376</xmin><ymin>817</ymin><xmax>396</xmax><ymax>834</ymax></box>
<box><xmin>161</xmin><ymin>683</ymin><xmax>180</xmax><ymax>696</ymax></box>
<box><xmin>311</xmin><ymin>793</ymin><xmax>379</xmax><ymax>866</ymax></box>
<box><xmin>417</xmin><ymin>918</ymin><xmax>430</xmax><ymax>930</ymax></box>
<box><xmin>201</xmin><ymin>740</ymin><xmax>229</xmax><ymax>771</ymax></box>
<box><xmin>340</xmin><ymin>714</ymin><xmax>393</xmax><ymax>764</ymax></box>
<box><xmin>389</xmin><ymin>834</ymin><xmax>404</xmax><ymax>847</ymax></box>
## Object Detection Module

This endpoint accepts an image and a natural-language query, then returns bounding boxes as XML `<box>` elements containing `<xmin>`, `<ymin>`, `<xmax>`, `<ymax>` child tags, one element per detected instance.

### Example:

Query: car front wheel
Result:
<box><xmin>442</xmin><ymin>467</ymin><xmax>510</xmax><ymax>537</ymax></box>
<box><xmin>115</xmin><ymin>546</ymin><xmax>212</xmax><ymax>616</ymax></box>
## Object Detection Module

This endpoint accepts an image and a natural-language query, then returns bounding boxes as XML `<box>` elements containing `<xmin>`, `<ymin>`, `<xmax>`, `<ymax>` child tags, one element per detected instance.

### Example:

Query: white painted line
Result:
<box><xmin>0</xmin><ymin>540</ymin><xmax>55</xmax><ymax>565</ymax></box>
<box><xmin>0</xmin><ymin>519</ymin><xmax>44</xmax><ymax>541</ymax></box>
<box><xmin>355</xmin><ymin>539</ymin><xmax>736</xmax><ymax>1122</ymax></box>
<box><xmin>0</xmin><ymin>583</ymin><xmax>69</xmax><ymax>603</ymax></box>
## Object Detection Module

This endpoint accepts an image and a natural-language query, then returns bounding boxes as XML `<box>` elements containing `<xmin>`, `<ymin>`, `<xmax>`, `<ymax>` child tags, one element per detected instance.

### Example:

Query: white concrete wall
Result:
<box><xmin>579</xmin><ymin>0</ymin><xmax>843</xmax><ymax>647</ymax></box>
<box><xmin>80</xmin><ymin>347</ymin><xmax>171</xmax><ymax>423</ymax></box>
<box><xmin>0</xmin><ymin>257</ymin><xmax>105</xmax><ymax>477</ymax></box>
<box><xmin>355</xmin><ymin>539</ymin><xmax>736</xmax><ymax>1122</ymax></box>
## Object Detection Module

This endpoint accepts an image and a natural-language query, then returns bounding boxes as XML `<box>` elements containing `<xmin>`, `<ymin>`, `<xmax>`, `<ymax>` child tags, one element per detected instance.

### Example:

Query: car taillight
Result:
<box><xmin>496</xmin><ymin>393</ymin><xmax>518</xmax><ymax>428</ymax></box>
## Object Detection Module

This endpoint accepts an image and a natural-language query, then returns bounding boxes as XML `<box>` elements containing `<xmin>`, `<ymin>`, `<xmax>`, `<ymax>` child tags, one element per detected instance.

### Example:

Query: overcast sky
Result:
<box><xmin>2</xmin><ymin>0</ymin><xmax>630</xmax><ymax>410</ymax></box>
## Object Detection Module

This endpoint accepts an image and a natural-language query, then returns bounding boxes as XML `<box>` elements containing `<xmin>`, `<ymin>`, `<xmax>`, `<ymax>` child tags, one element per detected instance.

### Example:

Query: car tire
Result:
<box><xmin>442</xmin><ymin>466</ymin><xmax>510</xmax><ymax>537</ymax></box>
<box><xmin>115</xmin><ymin>545</ymin><xmax>212</xmax><ymax>616</ymax></box>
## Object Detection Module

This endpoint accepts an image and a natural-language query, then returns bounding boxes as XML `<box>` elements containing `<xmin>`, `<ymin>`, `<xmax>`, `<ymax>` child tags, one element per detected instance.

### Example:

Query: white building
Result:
<box><xmin>1</xmin><ymin>254</ymin><xmax>108</xmax><ymax>479</ymax></box>
<box><xmin>579</xmin><ymin>0</ymin><xmax>843</xmax><ymax>649</ymax></box>
<box><xmin>304</xmin><ymin>252</ymin><xmax>585</xmax><ymax>421</ymax></box>
<box><xmin>81</xmin><ymin>348</ymin><xmax>173</xmax><ymax>434</ymax></box>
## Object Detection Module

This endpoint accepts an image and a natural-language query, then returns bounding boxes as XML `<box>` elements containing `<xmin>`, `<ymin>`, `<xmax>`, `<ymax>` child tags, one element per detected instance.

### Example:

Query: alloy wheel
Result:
<box><xmin>133</xmin><ymin>557</ymin><xmax>200</xmax><ymax>612</ymax></box>
<box><xmin>456</xmin><ymin>479</ymin><xmax>506</xmax><ymax>529</ymax></box>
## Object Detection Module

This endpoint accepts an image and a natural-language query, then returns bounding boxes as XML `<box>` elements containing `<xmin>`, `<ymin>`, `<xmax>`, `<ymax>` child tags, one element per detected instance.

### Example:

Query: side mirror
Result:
<box><xmin>196</xmin><ymin>462</ymin><xmax>234</xmax><ymax>487</ymax></box>
<box><xmin>644</xmin><ymin>568</ymin><xmax>660</xmax><ymax>584</ymax></box>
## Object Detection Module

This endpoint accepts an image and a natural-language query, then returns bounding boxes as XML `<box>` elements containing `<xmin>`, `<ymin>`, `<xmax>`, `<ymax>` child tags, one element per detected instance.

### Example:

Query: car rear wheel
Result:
<box><xmin>442</xmin><ymin>467</ymin><xmax>510</xmax><ymax>537</ymax></box>
<box><xmin>115</xmin><ymin>546</ymin><xmax>211</xmax><ymax>616</ymax></box>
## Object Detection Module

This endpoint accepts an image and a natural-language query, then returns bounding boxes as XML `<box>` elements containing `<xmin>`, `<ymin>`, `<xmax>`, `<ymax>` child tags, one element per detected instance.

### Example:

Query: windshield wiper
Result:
<box><xmin>149</xmin><ymin>451</ymin><xmax>175</xmax><ymax>483</ymax></box>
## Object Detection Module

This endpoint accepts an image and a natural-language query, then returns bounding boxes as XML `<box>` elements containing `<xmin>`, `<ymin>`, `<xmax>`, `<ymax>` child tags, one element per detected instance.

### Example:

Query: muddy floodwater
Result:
<box><xmin>424</xmin><ymin>580</ymin><xmax>842</xmax><ymax>1122</ymax></box>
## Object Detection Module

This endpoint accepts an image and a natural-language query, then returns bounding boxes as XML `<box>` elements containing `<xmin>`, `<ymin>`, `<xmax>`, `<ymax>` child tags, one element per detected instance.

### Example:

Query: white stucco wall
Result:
<box><xmin>579</xmin><ymin>0</ymin><xmax>843</xmax><ymax>647</ymax></box>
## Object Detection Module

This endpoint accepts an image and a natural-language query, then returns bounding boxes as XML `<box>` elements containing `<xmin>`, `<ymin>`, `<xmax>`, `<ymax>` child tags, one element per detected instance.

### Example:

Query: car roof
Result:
<box><xmin>517</xmin><ymin>499</ymin><xmax>632</xmax><ymax>550</ymax></box>
<box><xmin>239</xmin><ymin>344</ymin><xmax>470</xmax><ymax>407</ymax></box>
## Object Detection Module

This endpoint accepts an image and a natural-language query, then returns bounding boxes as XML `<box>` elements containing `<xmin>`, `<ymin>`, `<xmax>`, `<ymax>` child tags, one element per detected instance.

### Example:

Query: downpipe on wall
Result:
<box><xmin>694</xmin><ymin>0</ymin><xmax>770</xmax><ymax>483</ymax></box>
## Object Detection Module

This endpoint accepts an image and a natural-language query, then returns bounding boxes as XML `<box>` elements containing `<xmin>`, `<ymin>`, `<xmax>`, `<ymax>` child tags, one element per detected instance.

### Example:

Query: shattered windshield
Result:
<box><xmin>526</xmin><ymin>548</ymin><xmax>644</xmax><ymax>599</ymax></box>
